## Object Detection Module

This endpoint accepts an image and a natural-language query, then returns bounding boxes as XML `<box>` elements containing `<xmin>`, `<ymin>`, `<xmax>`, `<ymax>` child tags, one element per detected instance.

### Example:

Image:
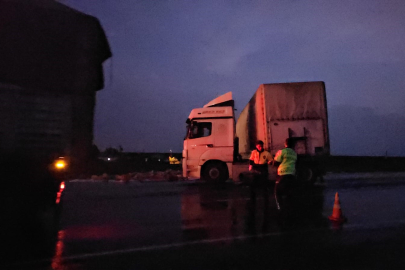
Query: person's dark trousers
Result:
<box><xmin>250</xmin><ymin>169</ymin><xmax>269</xmax><ymax>203</ymax></box>
<box><xmin>274</xmin><ymin>174</ymin><xmax>296</xmax><ymax>210</ymax></box>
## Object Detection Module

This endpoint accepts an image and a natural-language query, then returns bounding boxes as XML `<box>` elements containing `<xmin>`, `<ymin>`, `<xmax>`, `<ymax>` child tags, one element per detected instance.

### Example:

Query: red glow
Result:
<box><xmin>64</xmin><ymin>223</ymin><xmax>143</xmax><ymax>240</ymax></box>
<box><xmin>51</xmin><ymin>230</ymin><xmax>66</xmax><ymax>270</ymax></box>
<box><xmin>55</xmin><ymin>181</ymin><xmax>65</xmax><ymax>204</ymax></box>
<box><xmin>56</xmin><ymin>192</ymin><xmax>62</xmax><ymax>204</ymax></box>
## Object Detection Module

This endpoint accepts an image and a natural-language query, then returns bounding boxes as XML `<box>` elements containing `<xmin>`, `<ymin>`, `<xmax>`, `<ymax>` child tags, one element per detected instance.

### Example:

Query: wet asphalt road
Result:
<box><xmin>3</xmin><ymin>175</ymin><xmax>405</xmax><ymax>269</ymax></box>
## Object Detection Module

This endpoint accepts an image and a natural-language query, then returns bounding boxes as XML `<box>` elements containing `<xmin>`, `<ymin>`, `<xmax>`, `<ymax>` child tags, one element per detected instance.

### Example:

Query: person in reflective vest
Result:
<box><xmin>273</xmin><ymin>138</ymin><xmax>297</xmax><ymax>210</ymax></box>
<box><xmin>248</xmin><ymin>140</ymin><xmax>273</xmax><ymax>201</ymax></box>
<box><xmin>249</xmin><ymin>140</ymin><xmax>273</xmax><ymax>174</ymax></box>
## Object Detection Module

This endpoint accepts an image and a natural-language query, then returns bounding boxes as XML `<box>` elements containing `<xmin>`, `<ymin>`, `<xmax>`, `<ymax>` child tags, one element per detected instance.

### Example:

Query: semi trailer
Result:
<box><xmin>182</xmin><ymin>81</ymin><xmax>329</xmax><ymax>183</ymax></box>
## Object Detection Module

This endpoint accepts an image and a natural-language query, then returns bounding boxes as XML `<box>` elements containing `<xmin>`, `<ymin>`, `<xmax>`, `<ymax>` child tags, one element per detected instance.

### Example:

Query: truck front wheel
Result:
<box><xmin>202</xmin><ymin>163</ymin><xmax>227</xmax><ymax>183</ymax></box>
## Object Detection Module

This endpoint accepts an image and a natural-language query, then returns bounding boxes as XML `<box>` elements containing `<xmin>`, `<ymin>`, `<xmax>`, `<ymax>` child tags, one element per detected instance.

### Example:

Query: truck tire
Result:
<box><xmin>297</xmin><ymin>166</ymin><xmax>314</xmax><ymax>184</ymax></box>
<box><xmin>202</xmin><ymin>162</ymin><xmax>227</xmax><ymax>184</ymax></box>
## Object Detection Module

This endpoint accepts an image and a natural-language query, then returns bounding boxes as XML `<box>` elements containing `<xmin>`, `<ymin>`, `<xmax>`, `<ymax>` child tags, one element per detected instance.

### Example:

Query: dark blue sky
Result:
<box><xmin>63</xmin><ymin>0</ymin><xmax>405</xmax><ymax>156</ymax></box>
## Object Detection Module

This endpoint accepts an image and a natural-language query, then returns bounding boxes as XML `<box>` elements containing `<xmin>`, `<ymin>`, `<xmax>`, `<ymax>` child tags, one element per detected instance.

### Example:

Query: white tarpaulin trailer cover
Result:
<box><xmin>236</xmin><ymin>81</ymin><xmax>329</xmax><ymax>157</ymax></box>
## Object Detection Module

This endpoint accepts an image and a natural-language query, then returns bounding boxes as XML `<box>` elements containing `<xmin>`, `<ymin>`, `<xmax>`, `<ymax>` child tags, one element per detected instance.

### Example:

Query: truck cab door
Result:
<box><xmin>184</xmin><ymin>121</ymin><xmax>213</xmax><ymax>178</ymax></box>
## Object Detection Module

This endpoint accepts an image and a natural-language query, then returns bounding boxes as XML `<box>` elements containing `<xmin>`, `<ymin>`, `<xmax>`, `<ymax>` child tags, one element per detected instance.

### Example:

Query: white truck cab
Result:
<box><xmin>183</xmin><ymin>92</ymin><xmax>235</xmax><ymax>182</ymax></box>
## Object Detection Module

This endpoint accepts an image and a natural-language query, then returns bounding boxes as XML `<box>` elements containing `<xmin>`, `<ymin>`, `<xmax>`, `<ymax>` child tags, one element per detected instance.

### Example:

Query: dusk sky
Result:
<box><xmin>62</xmin><ymin>0</ymin><xmax>405</xmax><ymax>156</ymax></box>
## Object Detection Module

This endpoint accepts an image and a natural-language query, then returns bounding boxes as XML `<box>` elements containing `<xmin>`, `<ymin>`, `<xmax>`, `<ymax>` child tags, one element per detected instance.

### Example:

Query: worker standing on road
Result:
<box><xmin>273</xmin><ymin>138</ymin><xmax>297</xmax><ymax>210</ymax></box>
<box><xmin>248</xmin><ymin>140</ymin><xmax>273</xmax><ymax>202</ymax></box>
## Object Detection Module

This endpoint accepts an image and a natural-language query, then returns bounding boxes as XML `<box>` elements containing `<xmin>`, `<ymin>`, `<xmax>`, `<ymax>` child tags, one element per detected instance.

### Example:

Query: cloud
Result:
<box><xmin>329</xmin><ymin>105</ymin><xmax>405</xmax><ymax>156</ymax></box>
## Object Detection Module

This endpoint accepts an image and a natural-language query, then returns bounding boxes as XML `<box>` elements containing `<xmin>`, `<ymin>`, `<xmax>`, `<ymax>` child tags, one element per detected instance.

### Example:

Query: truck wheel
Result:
<box><xmin>297</xmin><ymin>167</ymin><xmax>314</xmax><ymax>184</ymax></box>
<box><xmin>202</xmin><ymin>163</ymin><xmax>227</xmax><ymax>183</ymax></box>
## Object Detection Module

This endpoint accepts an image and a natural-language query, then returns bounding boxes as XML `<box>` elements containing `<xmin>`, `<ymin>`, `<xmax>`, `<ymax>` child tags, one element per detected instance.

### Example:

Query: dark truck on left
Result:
<box><xmin>0</xmin><ymin>0</ymin><xmax>111</xmax><ymax>239</ymax></box>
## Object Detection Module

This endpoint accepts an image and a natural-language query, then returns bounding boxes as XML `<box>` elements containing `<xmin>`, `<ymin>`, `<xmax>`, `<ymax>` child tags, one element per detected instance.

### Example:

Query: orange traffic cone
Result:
<box><xmin>329</xmin><ymin>192</ymin><xmax>347</xmax><ymax>223</ymax></box>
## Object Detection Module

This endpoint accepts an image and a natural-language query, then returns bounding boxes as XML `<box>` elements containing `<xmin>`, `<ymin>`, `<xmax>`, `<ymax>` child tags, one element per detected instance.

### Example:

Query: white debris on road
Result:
<box><xmin>69</xmin><ymin>171</ymin><xmax>405</xmax><ymax>183</ymax></box>
<box><xmin>71</xmin><ymin>170</ymin><xmax>184</xmax><ymax>183</ymax></box>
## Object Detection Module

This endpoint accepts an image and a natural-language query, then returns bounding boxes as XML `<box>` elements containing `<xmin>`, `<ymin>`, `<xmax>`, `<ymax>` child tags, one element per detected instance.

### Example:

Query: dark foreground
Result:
<box><xmin>3</xmin><ymin>175</ymin><xmax>405</xmax><ymax>269</ymax></box>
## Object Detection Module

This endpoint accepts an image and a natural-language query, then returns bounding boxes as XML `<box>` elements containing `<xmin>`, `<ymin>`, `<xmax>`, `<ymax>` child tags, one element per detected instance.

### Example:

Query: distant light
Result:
<box><xmin>145</xmin><ymin>158</ymin><xmax>148</xmax><ymax>162</ymax></box>
<box><xmin>158</xmin><ymin>159</ymin><xmax>161</xmax><ymax>162</ymax></box>
<box><xmin>107</xmin><ymin>158</ymin><xmax>111</xmax><ymax>161</ymax></box>
<box><xmin>56</xmin><ymin>181</ymin><xmax>65</xmax><ymax>204</ymax></box>
<box><xmin>55</xmin><ymin>160</ymin><xmax>66</xmax><ymax>170</ymax></box>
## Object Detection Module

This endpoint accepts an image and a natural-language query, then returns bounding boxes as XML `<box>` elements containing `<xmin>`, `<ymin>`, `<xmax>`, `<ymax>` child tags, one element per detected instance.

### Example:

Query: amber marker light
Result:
<box><xmin>54</xmin><ymin>159</ymin><xmax>67</xmax><ymax>170</ymax></box>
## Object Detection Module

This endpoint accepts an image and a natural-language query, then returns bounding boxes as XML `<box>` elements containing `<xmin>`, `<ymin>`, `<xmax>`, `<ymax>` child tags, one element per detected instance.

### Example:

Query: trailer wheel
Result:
<box><xmin>202</xmin><ymin>162</ymin><xmax>227</xmax><ymax>183</ymax></box>
<box><xmin>297</xmin><ymin>167</ymin><xmax>314</xmax><ymax>184</ymax></box>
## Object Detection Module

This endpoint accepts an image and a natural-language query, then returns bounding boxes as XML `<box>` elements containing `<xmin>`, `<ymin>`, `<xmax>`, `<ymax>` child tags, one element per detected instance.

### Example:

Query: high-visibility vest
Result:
<box><xmin>249</xmin><ymin>149</ymin><xmax>272</xmax><ymax>165</ymax></box>
<box><xmin>274</xmin><ymin>148</ymin><xmax>297</xmax><ymax>175</ymax></box>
